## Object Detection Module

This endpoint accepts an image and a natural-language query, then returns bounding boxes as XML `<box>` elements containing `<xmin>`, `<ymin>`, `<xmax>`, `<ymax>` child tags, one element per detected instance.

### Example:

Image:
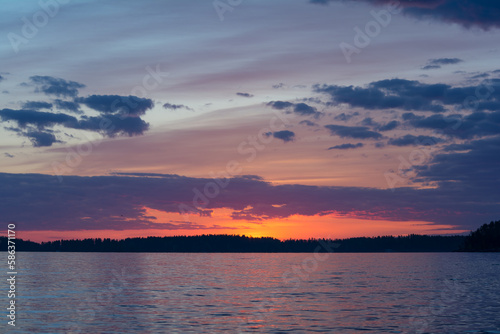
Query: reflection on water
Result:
<box><xmin>3</xmin><ymin>252</ymin><xmax>500</xmax><ymax>333</ymax></box>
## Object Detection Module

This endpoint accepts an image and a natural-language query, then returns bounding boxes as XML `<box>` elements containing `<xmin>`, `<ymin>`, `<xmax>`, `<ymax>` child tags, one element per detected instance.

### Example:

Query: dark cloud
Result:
<box><xmin>378</xmin><ymin>120</ymin><xmax>399</xmax><ymax>131</ymax></box>
<box><xmin>163</xmin><ymin>103</ymin><xmax>193</xmax><ymax>111</ymax></box>
<box><xmin>25</xmin><ymin>130</ymin><xmax>60</xmax><ymax>147</ymax></box>
<box><xmin>0</xmin><ymin>108</ymin><xmax>149</xmax><ymax>146</ymax></box>
<box><xmin>236</xmin><ymin>92</ymin><xmax>254</xmax><ymax>98</ymax></box>
<box><xmin>422</xmin><ymin>65</ymin><xmax>442</xmax><ymax>70</ymax></box>
<box><xmin>303</xmin><ymin>99</ymin><xmax>325</xmax><ymax>108</ymax></box>
<box><xmin>293</xmin><ymin>103</ymin><xmax>321</xmax><ymax>117</ymax></box>
<box><xmin>270</xmin><ymin>130</ymin><xmax>295</xmax><ymax>142</ymax></box>
<box><xmin>422</xmin><ymin>58</ymin><xmax>463</xmax><ymax>70</ymax></box>
<box><xmin>406</xmin><ymin>111</ymin><xmax>500</xmax><ymax>139</ymax></box>
<box><xmin>2</xmin><ymin>77</ymin><xmax>152</xmax><ymax>146</ymax></box>
<box><xmin>299</xmin><ymin>120</ymin><xmax>318</xmax><ymax>126</ymax></box>
<box><xmin>334</xmin><ymin>112</ymin><xmax>359</xmax><ymax>121</ymax></box>
<box><xmin>267</xmin><ymin>101</ymin><xmax>322</xmax><ymax>118</ymax></box>
<box><xmin>0</xmin><ymin>173</ymin><xmax>241</xmax><ymax>230</ymax></box>
<box><xmin>0</xmin><ymin>75</ymin><xmax>3</xmax><ymax>82</ymax></box>
<box><xmin>469</xmin><ymin>73</ymin><xmax>490</xmax><ymax>79</ymax></box>
<box><xmin>429</xmin><ymin>58</ymin><xmax>463</xmax><ymax>66</ymax></box>
<box><xmin>54</xmin><ymin>99</ymin><xmax>81</xmax><ymax>114</ymax></box>
<box><xmin>267</xmin><ymin>101</ymin><xmax>293</xmax><ymax>110</ymax></box>
<box><xmin>6</xmin><ymin>126</ymin><xmax>60</xmax><ymax>147</ymax></box>
<box><xmin>237</xmin><ymin>175</ymin><xmax>265</xmax><ymax>181</ymax></box>
<box><xmin>75</xmin><ymin>114</ymin><xmax>149</xmax><ymax>137</ymax></box>
<box><xmin>328</xmin><ymin>143</ymin><xmax>363</xmax><ymax>150</ymax></box>
<box><xmin>29</xmin><ymin>76</ymin><xmax>85</xmax><ymax>98</ymax></box>
<box><xmin>402</xmin><ymin>112</ymin><xmax>419</xmax><ymax>121</ymax></box>
<box><xmin>361</xmin><ymin>117</ymin><xmax>378</xmax><ymax>126</ymax></box>
<box><xmin>325</xmin><ymin>124</ymin><xmax>382</xmax><ymax>139</ymax></box>
<box><xmin>0</xmin><ymin>172</ymin><xmax>497</xmax><ymax>232</ymax></box>
<box><xmin>4</xmin><ymin>153</ymin><xmax>14</xmax><ymax>158</ymax></box>
<box><xmin>77</xmin><ymin>95</ymin><xmax>154</xmax><ymax>117</ymax></box>
<box><xmin>314</xmin><ymin>78</ymin><xmax>500</xmax><ymax>113</ymax></box>
<box><xmin>314</xmin><ymin>80</ymin><xmax>445</xmax><ymax>112</ymax></box>
<box><xmin>405</xmin><ymin>113</ymin><xmax>454</xmax><ymax>130</ymax></box>
<box><xmin>415</xmin><ymin>135</ymin><xmax>500</xmax><ymax>196</ymax></box>
<box><xmin>0</xmin><ymin>108</ymin><xmax>77</xmax><ymax>129</ymax></box>
<box><xmin>310</xmin><ymin>0</ymin><xmax>500</xmax><ymax>30</ymax></box>
<box><xmin>272</xmin><ymin>83</ymin><xmax>285</xmax><ymax>89</ymax></box>
<box><xmin>388</xmin><ymin>134</ymin><xmax>443</xmax><ymax>146</ymax></box>
<box><xmin>21</xmin><ymin>101</ymin><xmax>52</xmax><ymax>110</ymax></box>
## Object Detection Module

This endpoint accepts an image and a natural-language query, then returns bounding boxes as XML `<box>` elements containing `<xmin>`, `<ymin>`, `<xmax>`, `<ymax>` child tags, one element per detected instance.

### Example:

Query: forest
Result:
<box><xmin>2</xmin><ymin>221</ymin><xmax>498</xmax><ymax>252</ymax></box>
<box><xmin>458</xmin><ymin>220</ymin><xmax>500</xmax><ymax>252</ymax></box>
<box><xmin>0</xmin><ymin>233</ymin><xmax>466</xmax><ymax>252</ymax></box>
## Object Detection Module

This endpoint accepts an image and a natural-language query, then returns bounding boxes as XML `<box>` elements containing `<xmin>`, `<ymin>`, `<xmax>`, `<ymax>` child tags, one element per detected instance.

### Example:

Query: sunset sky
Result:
<box><xmin>1</xmin><ymin>0</ymin><xmax>499</xmax><ymax>242</ymax></box>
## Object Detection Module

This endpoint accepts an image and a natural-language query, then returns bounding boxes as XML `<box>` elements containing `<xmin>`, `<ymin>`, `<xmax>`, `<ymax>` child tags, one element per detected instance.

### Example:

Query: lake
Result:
<box><xmin>3</xmin><ymin>252</ymin><xmax>500</xmax><ymax>333</ymax></box>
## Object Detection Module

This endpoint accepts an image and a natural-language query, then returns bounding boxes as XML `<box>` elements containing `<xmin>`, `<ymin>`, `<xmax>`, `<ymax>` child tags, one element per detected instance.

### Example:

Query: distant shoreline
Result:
<box><xmin>12</xmin><ymin>250</ymin><xmax>500</xmax><ymax>253</ymax></box>
<box><xmin>4</xmin><ymin>220</ymin><xmax>499</xmax><ymax>252</ymax></box>
<box><xmin>1</xmin><ymin>234</ymin><xmax>470</xmax><ymax>253</ymax></box>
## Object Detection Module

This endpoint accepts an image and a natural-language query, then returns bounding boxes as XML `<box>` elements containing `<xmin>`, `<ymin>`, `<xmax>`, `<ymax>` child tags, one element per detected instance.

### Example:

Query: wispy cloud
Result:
<box><xmin>422</xmin><ymin>58</ymin><xmax>463</xmax><ymax>70</ymax></box>
<box><xmin>28</xmin><ymin>76</ymin><xmax>85</xmax><ymax>98</ymax></box>
<box><xmin>310</xmin><ymin>0</ymin><xmax>500</xmax><ymax>30</ymax></box>
<box><xmin>328</xmin><ymin>143</ymin><xmax>363</xmax><ymax>150</ymax></box>
<box><xmin>236</xmin><ymin>92</ymin><xmax>254</xmax><ymax>98</ymax></box>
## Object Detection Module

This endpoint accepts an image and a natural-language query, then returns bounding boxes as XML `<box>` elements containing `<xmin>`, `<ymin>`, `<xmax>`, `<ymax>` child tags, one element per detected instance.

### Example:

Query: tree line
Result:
<box><xmin>458</xmin><ymin>220</ymin><xmax>500</xmax><ymax>252</ymax></box>
<box><xmin>2</xmin><ymin>221</ymin><xmax>498</xmax><ymax>252</ymax></box>
<box><xmin>0</xmin><ymin>233</ymin><xmax>468</xmax><ymax>252</ymax></box>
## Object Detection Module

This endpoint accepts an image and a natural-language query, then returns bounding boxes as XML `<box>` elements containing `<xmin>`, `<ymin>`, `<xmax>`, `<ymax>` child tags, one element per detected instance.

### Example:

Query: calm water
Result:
<box><xmin>3</xmin><ymin>252</ymin><xmax>500</xmax><ymax>333</ymax></box>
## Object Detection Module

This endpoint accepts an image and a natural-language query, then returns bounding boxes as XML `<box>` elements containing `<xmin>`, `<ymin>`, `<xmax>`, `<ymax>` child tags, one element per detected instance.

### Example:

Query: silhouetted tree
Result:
<box><xmin>459</xmin><ymin>220</ymin><xmax>500</xmax><ymax>252</ymax></box>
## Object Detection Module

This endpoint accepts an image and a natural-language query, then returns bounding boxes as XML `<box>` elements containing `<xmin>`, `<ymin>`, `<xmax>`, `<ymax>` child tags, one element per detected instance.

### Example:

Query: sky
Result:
<box><xmin>1</xmin><ymin>0</ymin><xmax>499</xmax><ymax>242</ymax></box>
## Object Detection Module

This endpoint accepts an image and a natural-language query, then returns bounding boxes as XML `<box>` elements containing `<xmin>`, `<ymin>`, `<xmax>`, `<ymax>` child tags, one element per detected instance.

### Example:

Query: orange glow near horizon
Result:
<box><xmin>19</xmin><ymin>206</ymin><xmax>469</xmax><ymax>243</ymax></box>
